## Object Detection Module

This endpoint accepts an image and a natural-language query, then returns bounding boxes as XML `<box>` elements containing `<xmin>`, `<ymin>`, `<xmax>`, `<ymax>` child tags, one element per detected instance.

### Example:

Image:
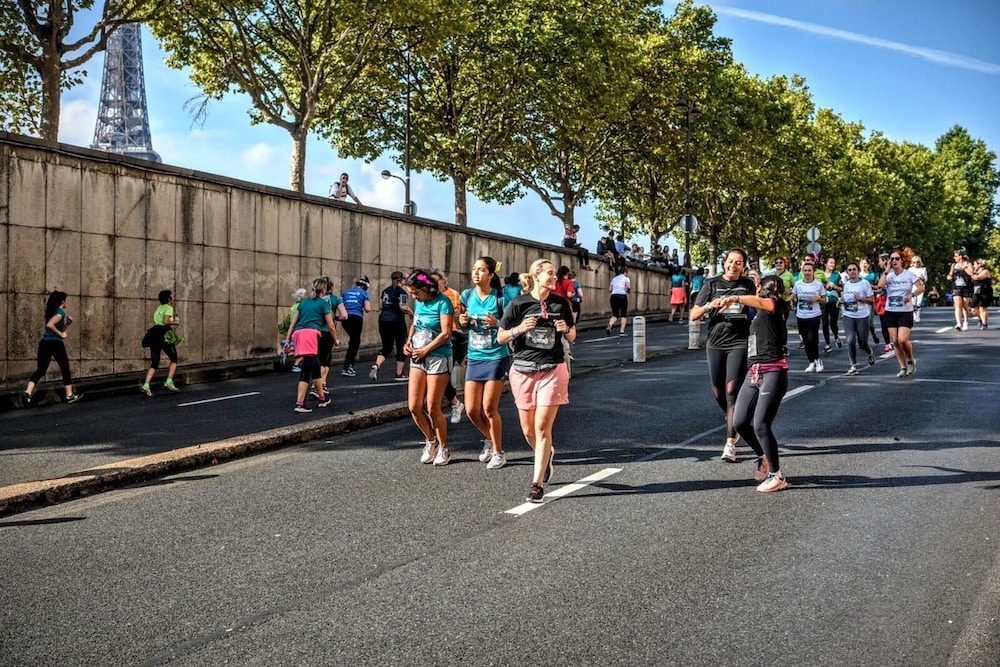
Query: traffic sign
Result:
<box><xmin>807</xmin><ymin>241</ymin><xmax>822</xmax><ymax>255</ymax></box>
<box><xmin>806</xmin><ymin>226</ymin><xmax>821</xmax><ymax>242</ymax></box>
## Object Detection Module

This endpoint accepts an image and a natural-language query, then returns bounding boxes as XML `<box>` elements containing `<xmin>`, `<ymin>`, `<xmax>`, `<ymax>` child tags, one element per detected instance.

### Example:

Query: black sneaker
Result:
<box><xmin>65</xmin><ymin>394</ymin><xmax>82</xmax><ymax>404</ymax></box>
<box><xmin>308</xmin><ymin>388</ymin><xmax>320</xmax><ymax>399</ymax></box>
<box><xmin>872</xmin><ymin>331</ymin><xmax>880</xmax><ymax>344</ymax></box>
<box><xmin>836</xmin><ymin>337</ymin><xmax>843</xmax><ymax>349</ymax></box>
<box><xmin>22</xmin><ymin>392</ymin><xmax>32</xmax><ymax>407</ymax></box>
<box><xmin>867</xmin><ymin>350</ymin><xmax>877</xmax><ymax>366</ymax></box>
<box><xmin>527</xmin><ymin>483</ymin><xmax>545</xmax><ymax>504</ymax></box>
<box><xmin>823</xmin><ymin>344</ymin><xmax>832</xmax><ymax>353</ymax></box>
<box><xmin>605</xmin><ymin>327</ymin><xmax>611</xmax><ymax>337</ymax></box>
<box><xmin>317</xmin><ymin>397</ymin><xmax>332</xmax><ymax>408</ymax></box>
<box><xmin>341</xmin><ymin>366</ymin><xmax>356</xmax><ymax>377</ymax></box>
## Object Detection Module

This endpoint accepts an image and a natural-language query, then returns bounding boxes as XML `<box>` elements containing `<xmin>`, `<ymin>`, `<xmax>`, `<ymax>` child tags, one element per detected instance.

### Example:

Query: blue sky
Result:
<box><xmin>57</xmin><ymin>1</ymin><xmax>1000</xmax><ymax>255</ymax></box>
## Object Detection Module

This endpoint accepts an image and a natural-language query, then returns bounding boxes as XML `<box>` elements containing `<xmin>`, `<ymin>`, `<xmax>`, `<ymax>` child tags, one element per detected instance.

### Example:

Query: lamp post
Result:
<box><xmin>403</xmin><ymin>39</ymin><xmax>412</xmax><ymax>215</ymax></box>
<box><xmin>675</xmin><ymin>97</ymin><xmax>701</xmax><ymax>269</ymax></box>
<box><xmin>381</xmin><ymin>169</ymin><xmax>416</xmax><ymax>216</ymax></box>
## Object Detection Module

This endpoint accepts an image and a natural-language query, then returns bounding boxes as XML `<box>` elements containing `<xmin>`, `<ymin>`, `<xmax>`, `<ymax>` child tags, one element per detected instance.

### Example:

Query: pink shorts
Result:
<box><xmin>509</xmin><ymin>364</ymin><xmax>570</xmax><ymax>410</ymax></box>
<box><xmin>291</xmin><ymin>328</ymin><xmax>320</xmax><ymax>356</ymax></box>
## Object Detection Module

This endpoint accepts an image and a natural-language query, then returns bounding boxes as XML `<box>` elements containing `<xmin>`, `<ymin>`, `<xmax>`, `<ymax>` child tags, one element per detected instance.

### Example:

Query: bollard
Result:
<box><xmin>688</xmin><ymin>317</ymin><xmax>702</xmax><ymax>350</ymax></box>
<box><xmin>633</xmin><ymin>316</ymin><xmax>646</xmax><ymax>362</ymax></box>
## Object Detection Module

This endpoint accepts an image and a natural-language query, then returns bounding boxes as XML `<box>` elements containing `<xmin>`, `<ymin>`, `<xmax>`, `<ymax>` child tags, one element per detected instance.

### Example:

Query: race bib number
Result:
<box><xmin>955</xmin><ymin>276</ymin><xmax>966</xmax><ymax>287</ymax></box>
<box><xmin>747</xmin><ymin>333</ymin><xmax>758</xmax><ymax>358</ymax></box>
<box><xmin>469</xmin><ymin>329</ymin><xmax>493</xmax><ymax>350</ymax></box>
<box><xmin>525</xmin><ymin>326</ymin><xmax>556</xmax><ymax>350</ymax></box>
<box><xmin>412</xmin><ymin>329</ymin><xmax>434</xmax><ymax>349</ymax></box>
<box><xmin>799</xmin><ymin>301</ymin><xmax>813</xmax><ymax>312</ymax></box>
<box><xmin>888</xmin><ymin>296</ymin><xmax>904</xmax><ymax>308</ymax></box>
<box><xmin>724</xmin><ymin>301</ymin><xmax>743</xmax><ymax>315</ymax></box>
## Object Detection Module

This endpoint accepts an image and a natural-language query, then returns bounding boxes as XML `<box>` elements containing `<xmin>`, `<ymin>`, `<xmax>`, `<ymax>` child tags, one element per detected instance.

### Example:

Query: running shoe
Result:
<box><xmin>369</xmin><ymin>364</ymin><xmax>378</xmax><ymax>382</ymax></box>
<box><xmin>979</xmin><ymin>323</ymin><xmax>986</xmax><ymax>330</ymax></box>
<box><xmin>164</xmin><ymin>381</ymin><xmax>180</xmax><ymax>392</ymax></box>
<box><xmin>721</xmin><ymin>441</ymin><xmax>737</xmax><ymax>462</ymax></box>
<box><xmin>619</xmin><ymin>331</ymin><xmax>626</xmax><ymax>337</ymax></box>
<box><xmin>872</xmin><ymin>331</ymin><xmax>880</xmax><ymax>344</ymax></box>
<box><xmin>544</xmin><ymin>449</ymin><xmax>555</xmax><ymax>483</ymax></box>
<box><xmin>836</xmin><ymin>337</ymin><xmax>843</xmax><ymax>349</ymax></box>
<box><xmin>754</xmin><ymin>457</ymin><xmax>770</xmax><ymax>482</ymax></box>
<box><xmin>487</xmin><ymin>451</ymin><xmax>507</xmax><ymax>470</ymax></box>
<box><xmin>884</xmin><ymin>343</ymin><xmax>893</xmax><ymax>353</ymax></box>
<box><xmin>317</xmin><ymin>397</ymin><xmax>332</xmax><ymax>408</ymax></box>
<box><xmin>804</xmin><ymin>362</ymin><xmax>816</xmax><ymax>373</ymax></box>
<box><xmin>22</xmin><ymin>391</ymin><xmax>32</xmax><ymax>407</ymax></box>
<box><xmin>955</xmin><ymin>324</ymin><xmax>962</xmax><ymax>331</ymax></box>
<box><xmin>527</xmin><ymin>483</ymin><xmax>545</xmax><ymax>503</ymax></box>
<box><xmin>823</xmin><ymin>344</ymin><xmax>832</xmax><ymax>353</ymax></box>
<box><xmin>432</xmin><ymin>446</ymin><xmax>451</xmax><ymax>466</ymax></box>
<box><xmin>896</xmin><ymin>368</ymin><xmax>907</xmax><ymax>378</ymax></box>
<box><xmin>605</xmin><ymin>327</ymin><xmax>611</xmax><ymax>337</ymax></box>
<box><xmin>291</xmin><ymin>365</ymin><xmax>301</xmax><ymax>372</ymax></box>
<box><xmin>294</xmin><ymin>404</ymin><xmax>312</xmax><ymax>413</ymax></box>
<box><xmin>65</xmin><ymin>394</ymin><xmax>82</xmax><ymax>404</ymax></box>
<box><xmin>479</xmin><ymin>440</ymin><xmax>493</xmax><ymax>463</ymax></box>
<box><xmin>394</xmin><ymin>374</ymin><xmax>409</xmax><ymax>382</ymax></box>
<box><xmin>815</xmin><ymin>359</ymin><xmax>824</xmax><ymax>372</ymax></box>
<box><xmin>797</xmin><ymin>342</ymin><xmax>805</xmax><ymax>349</ymax></box>
<box><xmin>420</xmin><ymin>440</ymin><xmax>438</xmax><ymax>464</ymax></box>
<box><xmin>906</xmin><ymin>359</ymin><xmax>916</xmax><ymax>376</ymax></box>
<box><xmin>450</xmin><ymin>401</ymin><xmax>465</xmax><ymax>424</ymax></box>
<box><xmin>757</xmin><ymin>472</ymin><xmax>788</xmax><ymax>493</ymax></box>
<box><xmin>141</xmin><ymin>384</ymin><xmax>152</xmax><ymax>397</ymax></box>
<box><xmin>846</xmin><ymin>364</ymin><xmax>859</xmax><ymax>376</ymax></box>
<box><xmin>308</xmin><ymin>388</ymin><xmax>320</xmax><ymax>399</ymax></box>
<box><xmin>962</xmin><ymin>322</ymin><xmax>968</xmax><ymax>331</ymax></box>
<box><xmin>868</xmin><ymin>350</ymin><xmax>877</xmax><ymax>366</ymax></box>
<box><xmin>341</xmin><ymin>366</ymin><xmax>357</xmax><ymax>377</ymax></box>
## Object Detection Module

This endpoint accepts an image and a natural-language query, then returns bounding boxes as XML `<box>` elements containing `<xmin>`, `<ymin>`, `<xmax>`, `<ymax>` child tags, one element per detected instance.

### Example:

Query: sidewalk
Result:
<box><xmin>0</xmin><ymin>315</ymin><xmax>701</xmax><ymax>516</ymax></box>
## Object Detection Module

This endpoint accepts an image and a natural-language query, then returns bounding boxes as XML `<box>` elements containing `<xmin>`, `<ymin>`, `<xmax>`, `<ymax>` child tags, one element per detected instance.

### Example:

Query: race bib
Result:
<box><xmin>799</xmin><ymin>301</ymin><xmax>813</xmax><ymax>312</ymax></box>
<box><xmin>525</xmin><ymin>326</ymin><xmax>556</xmax><ymax>350</ymax></box>
<box><xmin>469</xmin><ymin>329</ymin><xmax>493</xmax><ymax>349</ymax></box>
<box><xmin>955</xmin><ymin>276</ymin><xmax>966</xmax><ymax>287</ymax></box>
<box><xmin>974</xmin><ymin>285</ymin><xmax>982</xmax><ymax>294</ymax></box>
<box><xmin>412</xmin><ymin>329</ymin><xmax>434</xmax><ymax>349</ymax></box>
<box><xmin>747</xmin><ymin>333</ymin><xmax>758</xmax><ymax>358</ymax></box>
<box><xmin>844</xmin><ymin>301</ymin><xmax>859</xmax><ymax>313</ymax></box>
<box><xmin>888</xmin><ymin>296</ymin><xmax>904</xmax><ymax>308</ymax></box>
<box><xmin>724</xmin><ymin>301</ymin><xmax>743</xmax><ymax>315</ymax></box>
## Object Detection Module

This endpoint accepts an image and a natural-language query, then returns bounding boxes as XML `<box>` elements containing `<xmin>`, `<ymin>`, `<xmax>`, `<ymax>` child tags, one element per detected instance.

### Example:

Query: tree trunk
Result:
<box><xmin>289</xmin><ymin>129</ymin><xmax>308</xmax><ymax>193</ymax></box>
<box><xmin>453</xmin><ymin>173</ymin><xmax>468</xmax><ymax>226</ymax></box>
<box><xmin>39</xmin><ymin>49</ymin><xmax>62</xmax><ymax>142</ymax></box>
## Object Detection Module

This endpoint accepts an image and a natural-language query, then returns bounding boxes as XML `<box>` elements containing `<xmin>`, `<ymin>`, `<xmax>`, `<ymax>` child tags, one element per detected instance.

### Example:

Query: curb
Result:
<box><xmin>0</xmin><ymin>338</ymin><xmax>694</xmax><ymax>517</ymax></box>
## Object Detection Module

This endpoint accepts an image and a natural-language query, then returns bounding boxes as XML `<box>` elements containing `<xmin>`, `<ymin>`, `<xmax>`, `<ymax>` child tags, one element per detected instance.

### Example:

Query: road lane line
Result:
<box><xmin>177</xmin><ymin>392</ymin><xmax>261</xmax><ymax>407</ymax></box>
<box><xmin>505</xmin><ymin>467</ymin><xmax>623</xmax><ymax>515</ymax></box>
<box><xmin>935</xmin><ymin>326</ymin><xmax>953</xmax><ymax>333</ymax></box>
<box><xmin>914</xmin><ymin>378</ymin><xmax>1000</xmax><ymax>386</ymax></box>
<box><xmin>506</xmin><ymin>384</ymin><xmax>816</xmax><ymax>515</ymax></box>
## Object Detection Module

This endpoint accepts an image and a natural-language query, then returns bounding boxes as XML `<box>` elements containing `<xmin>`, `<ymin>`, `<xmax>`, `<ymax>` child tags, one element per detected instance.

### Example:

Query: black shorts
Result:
<box><xmin>881</xmin><ymin>311</ymin><xmax>914</xmax><ymax>329</ymax></box>
<box><xmin>971</xmin><ymin>292</ymin><xmax>993</xmax><ymax>309</ymax></box>
<box><xmin>610</xmin><ymin>294</ymin><xmax>629</xmax><ymax>318</ymax></box>
<box><xmin>952</xmin><ymin>287</ymin><xmax>972</xmax><ymax>299</ymax></box>
<box><xmin>319</xmin><ymin>331</ymin><xmax>334</xmax><ymax>366</ymax></box>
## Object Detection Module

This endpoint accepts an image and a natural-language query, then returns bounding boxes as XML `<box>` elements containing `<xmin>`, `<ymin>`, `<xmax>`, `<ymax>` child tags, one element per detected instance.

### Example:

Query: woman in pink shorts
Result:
<box><xmin>498</xmin><ymin>259</ymin><xmax>577</xmax><ymax>504</ymax></box>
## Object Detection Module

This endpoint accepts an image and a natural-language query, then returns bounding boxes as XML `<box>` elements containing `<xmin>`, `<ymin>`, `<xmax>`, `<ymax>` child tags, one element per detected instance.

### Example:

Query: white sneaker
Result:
<box><xmin>721</xmin><ymin>441</ymin><xmax>737</xmax><ymax>462</ymax></box>
<box><xmin>962</xmin><ymin>322</ymin><xmax>968</xmax><ymax>331</ymax></box>
<box><xmin>804</xmin><ymin>362</ymin><xmax>816</xmax><ymax>373</ymax></box>
<box><xmin>478</xmin><ymin>440</ymin><xmax>493</xmax><ymax>463</ymax></box>
<box><xmin>815</xmin><ymin>359</ymin><xmax>824</xmax><ymax>373</ymax></box>
<box><xmin>420</xmin><ymin>440</ymin><xmax>438</xmax><ymax>464</ymax></box>
<box><xmin>450</xmin><ymin>401</ymin><xmax>465</xmax><ymax>424</ymax></box>
<box><xmin>432</xmin><ymin>446</ymin><xmax>451</xmax><ymax>466</ymax></box>
<box><xmin>846</xmin><ymin>364</ymin><xmax>859</xmax><ymax>376</ymax></box>
<box><xmin>486</xmin><ymin>451</ymin><xmax>507</xmax><ymax>469</ymax></box>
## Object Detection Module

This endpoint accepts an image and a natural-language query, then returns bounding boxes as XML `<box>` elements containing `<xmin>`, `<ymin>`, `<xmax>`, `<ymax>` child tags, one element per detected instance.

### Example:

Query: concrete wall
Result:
<box><xmin>0</xmin><ymin>132</ymin><xmax>671</xmax><ymax>387</ymax></box>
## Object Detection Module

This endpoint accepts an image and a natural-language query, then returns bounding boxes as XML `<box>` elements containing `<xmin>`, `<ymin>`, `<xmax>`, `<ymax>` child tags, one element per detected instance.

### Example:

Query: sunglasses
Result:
<box><xmin>890</xmin><ymin>256</ymin><xmax>901</xmax><ymax>261</ymax></box>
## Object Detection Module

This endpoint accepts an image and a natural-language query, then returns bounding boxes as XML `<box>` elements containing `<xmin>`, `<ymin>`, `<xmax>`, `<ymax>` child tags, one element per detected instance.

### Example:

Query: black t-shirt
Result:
<box><xmin>747</xmin><ymin>298</ymin><xmax>789</xmax><ymax>365</ymax></box>
<box><xmin>499</xmin><ymin>293</ymin><xmax>575</xmax><ymax>365</ymax></box>
<box><xmin>694</xmin><ymin>276</ymin><xmax>756</xmax><ymax>350</ymax></box>
<box><xmin>379</xmin><ymin>285</ymin><xmax>408</xmax><ymax>323</ymax></box>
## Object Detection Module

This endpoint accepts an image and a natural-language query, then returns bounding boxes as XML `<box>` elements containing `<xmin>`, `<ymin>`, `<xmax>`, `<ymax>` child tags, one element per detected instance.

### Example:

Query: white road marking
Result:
<box><xmin>177</xmin><ymin>392</ymin><xmax>261</xmax><ymax>407</ymax></box>
<box><xmin>783</xmin><ymin>385</ymin><xmax>814</xmax><ymax>400</ymax></box>
<box><xmin>935</xmin><ymin>326</ymin><xmax>954</xmax><ymax>334</ymax></box>
<box><xmin>505</xmin><ymin>467</ymin><xmax>623</xmax><ymax>515</ymax></box>
<box><xmin>913</xmin><ymin>378</ymin><xmax>1000</xmax><ymax>386</ymax></box>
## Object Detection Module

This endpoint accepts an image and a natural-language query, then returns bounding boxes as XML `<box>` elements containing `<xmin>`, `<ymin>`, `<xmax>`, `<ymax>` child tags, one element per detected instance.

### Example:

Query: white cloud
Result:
<box><xmin>58</xmin><ymin>98</ymin><xmax>97</xmax><ymax>147</ymax></box>
<box><xmin>715</xmin><ymin>7</ymin><xmax>1000</xmax><ymax>75</ymax></box>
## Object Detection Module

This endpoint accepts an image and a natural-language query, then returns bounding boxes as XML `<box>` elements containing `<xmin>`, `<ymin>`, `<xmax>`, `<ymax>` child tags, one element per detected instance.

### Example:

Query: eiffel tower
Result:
<box><xmin>91</xmin><ymin>23</ymin><xmax>161</xmax><ymax>162</ymax></box>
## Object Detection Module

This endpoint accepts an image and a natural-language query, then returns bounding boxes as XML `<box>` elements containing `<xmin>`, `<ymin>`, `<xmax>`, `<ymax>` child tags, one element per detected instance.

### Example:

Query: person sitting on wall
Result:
<box><xmin>329</xmin><ymin>172</ymin><xmax>362</xmax><ymax>205</ymax></box>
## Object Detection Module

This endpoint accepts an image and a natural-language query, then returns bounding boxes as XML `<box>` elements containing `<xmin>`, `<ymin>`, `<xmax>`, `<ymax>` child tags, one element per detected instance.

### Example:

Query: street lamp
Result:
<box><xmin>675</xmin><ymin>97</ymin><xmax>701</xmax><ymax>269</ymax></box>
<box><xmin>381</xmin><ymin>169</ymin><xmax>415</xmax><ymax>216</ymax></box>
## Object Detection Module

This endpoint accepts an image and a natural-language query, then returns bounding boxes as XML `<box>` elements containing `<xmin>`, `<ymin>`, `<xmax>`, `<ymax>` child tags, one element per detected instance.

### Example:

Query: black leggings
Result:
<box><xmin>733</xmin><ymin>369</ymin><xmax>788</xmax><ymax>473</ymax></box>
<box><xmin>797</xmin><ymin>316</ymin><xmax>821</xmax><ymax>362</ymax></box>
<box><xmin>378</xmin><ymin>319</ymin><xmax>408</xmax><ymax>363</ymax></box>
<box><xmin>842</xmin><ymin>316</ymin><xmax>873</xmax><ymax>365</ymax></box>
<box><xmin>822</xmin><ymin>302</ymin><xmax>840</xmax><ymax>345</ymax></box>
<box><xmin>342</xmin><ymin>316</ymin><xmax>364</xmax><ymax>367</ymax></box>
<box><xmin>298</xmin><ymin>355</ymin><xmax>321</xmax><ymax>384</ymax></box>
<box><xmin>31</xmin><ymin>339</ymin><xmax>72</xmax><ymax>385</ymax></box>
<box><xmin>706</xmin><ymin>347</ymin><xmax>748</xmax><ymax>440</ymax></box>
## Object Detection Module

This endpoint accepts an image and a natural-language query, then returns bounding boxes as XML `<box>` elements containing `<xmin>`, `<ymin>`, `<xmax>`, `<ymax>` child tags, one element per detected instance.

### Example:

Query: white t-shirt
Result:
<box><xmin>908</xmin><ymin>266</ymin><xmax>928</xmax><ymax>295</ymax></box>
<box><xmin>841</xmin><ymin>279</ymin><xmax>873</xmax><ymax>319</ymax></box>
<box><xmin>793</xmin><ymin>279</ymin><xmax>824</xmax><ymax>319</ymax></box>
<box><xmin>610</xmin><ymin>275</ymin><xmax>631</xmax><ymax>296</ymax></box>
<box><xmin>885</xmin><ymin>270</ymin><xmax>918</xmax><ymax>312</ymax></box>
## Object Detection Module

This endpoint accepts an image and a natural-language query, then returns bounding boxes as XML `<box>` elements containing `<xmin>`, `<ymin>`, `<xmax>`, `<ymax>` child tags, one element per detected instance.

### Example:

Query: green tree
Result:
<box><xmin>0</xmin><ymin>0</ymin><xmax>148</xmax><ymax>140</ymax></box>
<box><xmin>933</xmin><ymin>125</ymin><xmax>1000</xmax><ymax>258</ymax></box>
<box><xmin>149</xmin><ymin>0</ymin><xmax>454</xmax><ymax>193</ymax></box>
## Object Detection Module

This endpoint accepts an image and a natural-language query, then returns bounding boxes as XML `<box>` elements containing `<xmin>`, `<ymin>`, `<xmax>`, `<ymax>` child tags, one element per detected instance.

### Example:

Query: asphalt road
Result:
<box><xmin>1</xmin><ymin>308</ymin><xmax>998</xmax><ymax>666</ymax></box>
